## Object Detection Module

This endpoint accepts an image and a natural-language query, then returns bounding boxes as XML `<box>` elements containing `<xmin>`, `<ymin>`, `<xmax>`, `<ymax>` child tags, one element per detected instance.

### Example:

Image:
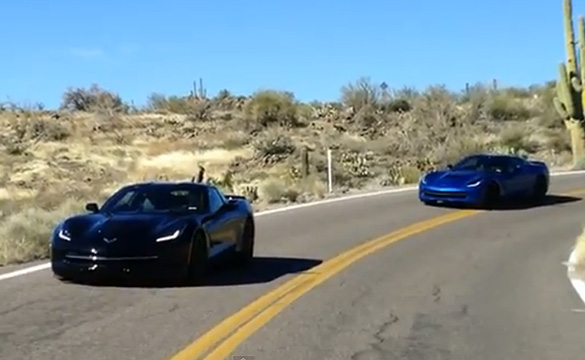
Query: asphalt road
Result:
<box><xmin>2</xmin><ymin>174</ymin><xmax>585</xmax><ymax>360</ymax></box>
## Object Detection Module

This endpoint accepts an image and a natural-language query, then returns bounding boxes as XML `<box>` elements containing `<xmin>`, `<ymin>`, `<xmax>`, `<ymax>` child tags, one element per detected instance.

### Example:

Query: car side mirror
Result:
<box><xmin>85</xmin><ymin>203</ymin><xmax>99</xmax><ymax>213</ymax></box>
<box><xmin>447</xmin><ymin>164</ymin><xmax>453</xmax><ymax>170</ymax></box>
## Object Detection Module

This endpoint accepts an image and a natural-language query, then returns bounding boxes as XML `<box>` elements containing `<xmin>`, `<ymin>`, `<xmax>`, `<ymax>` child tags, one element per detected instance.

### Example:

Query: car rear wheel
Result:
<box><xmin>531</xmin><ymin>176</ymin><xmax>547</xmax><ymax>201</ymax></box>
<box><xmin>234</xmin><ymin>218</ymin><xmax>254</xmax><ymax>266</ymax></box>
<box><xmin>187</xmin><ymin>231</ymin><xmax>208</xmax><ymax>283</ymax></box>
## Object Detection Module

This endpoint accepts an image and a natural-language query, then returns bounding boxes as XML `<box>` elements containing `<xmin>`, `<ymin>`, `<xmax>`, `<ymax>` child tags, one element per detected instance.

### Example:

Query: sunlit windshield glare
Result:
<box><xmin>452</xmin><ymin>156</ymin><xmax>510</xmax><ymax>172</ymax></box>
<box><xmin>101</xmin><ymin>186</ymin><xmax>206</xmax><ymax>213</ymax></box>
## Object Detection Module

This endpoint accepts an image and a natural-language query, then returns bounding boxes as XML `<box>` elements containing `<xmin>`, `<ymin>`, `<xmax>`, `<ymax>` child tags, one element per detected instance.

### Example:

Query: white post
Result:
<box><xmin>327</xmin><ymin>147</ymin><xmax>333</xmax><ymax>193</ymax></box>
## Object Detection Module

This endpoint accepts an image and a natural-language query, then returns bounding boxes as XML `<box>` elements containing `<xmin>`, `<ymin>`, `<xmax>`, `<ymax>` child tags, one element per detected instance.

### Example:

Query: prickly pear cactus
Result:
<box><xmin>340</xmin><ymin>151</ymin><xmax>371</xmax><ymax>177</ymax></box>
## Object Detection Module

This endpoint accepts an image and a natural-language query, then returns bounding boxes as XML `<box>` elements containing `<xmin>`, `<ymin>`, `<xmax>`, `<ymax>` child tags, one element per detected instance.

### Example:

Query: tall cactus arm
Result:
<box><xmin>557</xmin><ymin>0</ymin><xmax>585</xmax><ymax>165</ymax></box>
<box><xmin>564</xmin><ymin>0</ymin><xmax>579</xmax><ymax>77</ymax></box>
<box><xmin>579</xmin><ymin>15</ymin><xmax>585</xmax><ymax>107</ymax></box>
<box><xmin>558</xmin><ymin>63</ymin><xmax>577</xmax><ymax>118</ymax></box>
<box><xmin>555</xmin><ymin>96</ymin><xmax>570</xmax><ymax>119</ymax></box>
<box><xmin>571</xmin><ymin>76</ymin><xmax>583</xmax><ymax>92</ymax></box>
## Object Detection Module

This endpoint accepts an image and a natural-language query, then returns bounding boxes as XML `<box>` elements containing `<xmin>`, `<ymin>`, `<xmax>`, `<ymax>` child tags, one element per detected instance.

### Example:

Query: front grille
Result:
<box><xmin>423</xmin><ymin>190</ymin><xmax>467</xmax><ymax>199</ymax></box>
<box><xmin>65</xmin><ymin>254</ymin><xmax>158</xmax><ymax>262</ymax></box>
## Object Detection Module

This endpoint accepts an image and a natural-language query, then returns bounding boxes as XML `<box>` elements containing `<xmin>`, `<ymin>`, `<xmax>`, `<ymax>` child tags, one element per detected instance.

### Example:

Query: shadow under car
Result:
<box><xmin>428</xmin><ymin>194</ymin><xmax>581</xmax><ymax>210</ymax></box>
<box><xmin>57</xmin><ymin>256</ymin><xmax>323</xmax><ymax>289</ymax></box>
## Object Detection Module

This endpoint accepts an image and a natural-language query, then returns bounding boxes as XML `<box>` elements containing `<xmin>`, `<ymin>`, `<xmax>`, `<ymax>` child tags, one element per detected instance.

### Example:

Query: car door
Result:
<box><xmin>210</xmin><ymin>187</ymin><xmax>243</xmax><ymax>246</ymax></box>
<box><xmin>508</xmin><ymin>158</ymin><xmax>532</xmax><ymax>195</ymax></box>
<box><xmin>214</xmin><ymin>188</ymin><xmax>246</xmax><ymax>249</ymax></box>
<box><xmin>500</xmin><ymin>157</ymin><xmax>528</xmax><ymax>196</ymax></box>
<box><xmin>201</xmin><ymin>187</ymin><xmax>235</xmax><ymax>257</ymax></box>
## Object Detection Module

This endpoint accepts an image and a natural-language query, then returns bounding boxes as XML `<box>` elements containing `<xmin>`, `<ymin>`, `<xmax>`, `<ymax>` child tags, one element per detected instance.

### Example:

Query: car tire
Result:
<box><xmin>482</xmin><ymin>182</ymin><xmax>500</xmax><ymax>209</ymax></box>
<box><xmin>51</xmin><ymin>263</ymin><xmax>73</xmax><ymax>283</ymax></box>
<box><xmin>187</xmin><ymin>230</ymin><xmax>209</xmax><ymax>284</ymax></box>
<box><xmin>52</xmin><ymin>272</ymin><xmax>71</xmax><ymax>283</ymax></box>
<box><xmin>531</xmin><ymin>176</ymin><xmax>547</xmax><ymax>201</ymax></box>
<box><xmin>234</xmin><ymin>217</ymin><xmax>254</xmax><ymax>266</ymax></box>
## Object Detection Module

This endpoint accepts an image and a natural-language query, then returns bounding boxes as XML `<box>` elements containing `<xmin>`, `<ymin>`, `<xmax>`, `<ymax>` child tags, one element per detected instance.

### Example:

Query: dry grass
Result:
<box><xmin>0</xmin><ymin>80</ymin><xmax>575</xmax><ymax>266</ymax></box>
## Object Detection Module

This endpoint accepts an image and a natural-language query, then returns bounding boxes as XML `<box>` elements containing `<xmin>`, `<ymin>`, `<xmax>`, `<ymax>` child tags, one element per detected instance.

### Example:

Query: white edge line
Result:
<box><xmin>0</xmin><ymin>262</ymin><xmax>51</xmax><ymax>281</ymax></box>
<box><xmin>566</xmin><ymin>247</ymin><xmax>585</xmax><ymax>306</ymax></box>
<box><xmin>1</xmin><ymin>169</ymin><xmax>585</xmax><ymax>282</ymax></box>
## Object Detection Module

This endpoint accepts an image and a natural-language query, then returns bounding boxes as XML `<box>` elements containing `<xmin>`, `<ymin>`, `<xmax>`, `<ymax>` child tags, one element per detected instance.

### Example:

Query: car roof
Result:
<box><xmin>464</xmin><ymin>153</ymin><xmax>523</xmax><ymax>160</ymax></box>
<box><xmin>119</xmin><ymin>181</ymin><xmax>219</xmax><ymax>191</ymax></box>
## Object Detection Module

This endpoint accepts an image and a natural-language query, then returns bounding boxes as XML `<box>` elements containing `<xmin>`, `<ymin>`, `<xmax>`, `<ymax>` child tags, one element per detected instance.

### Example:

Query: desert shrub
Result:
<box><xmin>11</xmin><ymin>116</ymin><xmax>71</xmax><ymax>142</ymax></box>
<box><xmin>486</xmin><ymin>94</ymin><xmax>532</xmax><ymax>121</ymax></box>
<box><xmin>258</xmin><ymin>178</ymin><xmax>288</xmax><ymax>203</ymax></box>
<box><xmin>0</xmin><ymin>198</ymin><xmax>83</xmax><ymax>266</ymax></box>
<box><xmin>502</xmin><ymin>86</ymin><xmax>533</xmax><ymax>98</ymax></box>
<box><xmin>61</xmin><ymin>84</ymin><xmax>126</xmax><ymax>112</ymax></box>
<box><xmin>245</xmin><ymin>90</ymin><xmax>300</xmax><ymax>127</ymax></box>
<box><xmin>543</xmin><ymin>130</ymin><xmax>571</xmax><ymax>152</ymax></box>
<box><xmin>340</xmin><ymin>77</ymin><xmax>382</xmax><ymax>111</ymax></box>
<box><xmin>253</xmin><ymin>134</ymin><xmax>296</xmax><ymax>158</ymax></box>
<box><xmin>498</xmin><ymin>126</ymin><xmax>539</xmax><ymax>153</ymax></box>
<box><xmin>147</xmin><ymin>93</ymin><xmax>182</xmax><ymax>112</ymax></box>
<box><xmin>146</xmin><ymin>94</ymin><xmax>212</xmax><ymax>120</ymax></box>
<box><xmin>401</xmin><ymin>165</ymin><xmax>422</xmax><ymax>184</ymax></box>
<box><xmin>383</xmin><ymin>99</ymin><xmax>411</xmax><ymax>113</ymax></box>
<box><xmin>211</xmin><ymin>89</ymin><xmax>248</xmax><ymax>111</ymax></box>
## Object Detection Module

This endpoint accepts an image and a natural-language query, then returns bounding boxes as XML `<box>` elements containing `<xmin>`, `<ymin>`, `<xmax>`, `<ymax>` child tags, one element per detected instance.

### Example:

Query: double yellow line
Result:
<box><xmin>169</xmin><ymin>188</ymin><xmax>585</xmax><ymax>360</ymax></box>
<box><xmin>168</xmin><ymin>209</ymin><xmax>480</xmax><ymax>360</ymax></box>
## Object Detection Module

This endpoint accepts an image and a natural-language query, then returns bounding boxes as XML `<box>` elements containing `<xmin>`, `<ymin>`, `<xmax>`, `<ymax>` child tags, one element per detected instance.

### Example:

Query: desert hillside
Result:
<box><xmin>0</xmin><ymin>78</ymin><xmax>574</xmax><ymax>266</ymax></box>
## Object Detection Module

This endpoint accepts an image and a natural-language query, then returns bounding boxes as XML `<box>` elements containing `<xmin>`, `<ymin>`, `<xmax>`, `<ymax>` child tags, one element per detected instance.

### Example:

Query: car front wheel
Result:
<box><xmin>234</xmin><ymin>218</ymin><xmax>254</xmax><ymax>266</ymax></box>
<box><xmin>187</xmin><ymin>230</ymin><xmax>209</xmax><ymax>283</ymax></box>
<box><xmin>481</xmin><ymin>182</ymin><xmax>500</xmax><ymax>209</ymax></box>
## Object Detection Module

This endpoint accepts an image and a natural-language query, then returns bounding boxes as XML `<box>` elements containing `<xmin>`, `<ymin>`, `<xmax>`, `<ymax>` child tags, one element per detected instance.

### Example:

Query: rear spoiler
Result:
<box><xmin>528</xmin><ymin>160</ymin><xmax>547</xmax><ymax>167</ymax></box>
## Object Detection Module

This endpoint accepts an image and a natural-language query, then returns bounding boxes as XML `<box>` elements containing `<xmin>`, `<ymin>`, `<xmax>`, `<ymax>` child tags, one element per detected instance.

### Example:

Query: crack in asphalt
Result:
<box><xmin>0</xmin><ymin>299</ymin><xmax>46</xmax><ymax>317</ymax></box>
<box><xmin>350</xmin><ymin>285</ymin><xmax>471</xmax><ymax>360</ymax></box>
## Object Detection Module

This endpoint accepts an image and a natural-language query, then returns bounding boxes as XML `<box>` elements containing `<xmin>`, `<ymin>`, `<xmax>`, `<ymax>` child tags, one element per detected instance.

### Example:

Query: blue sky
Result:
<box><xmin>0</xmin><ymin>0</ymin><xmax>582</xmax><ymax>109</ymax></box>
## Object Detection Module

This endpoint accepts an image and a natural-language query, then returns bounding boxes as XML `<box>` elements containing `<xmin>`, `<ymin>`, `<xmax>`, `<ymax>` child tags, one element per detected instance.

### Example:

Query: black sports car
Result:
<box><xmin>50</xmin><ymin>181</ymin><xmax>255</xmax><ymax>283</ymax></box>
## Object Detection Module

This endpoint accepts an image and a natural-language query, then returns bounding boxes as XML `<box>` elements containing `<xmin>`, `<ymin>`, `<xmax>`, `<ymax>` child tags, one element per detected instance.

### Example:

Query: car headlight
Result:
<box><xmin>467</xmin><ymin>180</ymin><xmax>482</xmax><ymax>187</ymax></box>
<box><xmin>156</xmin><ymin>229</ymin><xmax>182</xmax><ymax>242</ymax></box>
<box><xmin>420</xmin><ymin>175</ymin><xmax>427</xmax><ymax>184</ymax></box>
<box><xmin>58</xmin><ymin>228</ymin><xmax>72</xmax><ymax>241</ymax></box>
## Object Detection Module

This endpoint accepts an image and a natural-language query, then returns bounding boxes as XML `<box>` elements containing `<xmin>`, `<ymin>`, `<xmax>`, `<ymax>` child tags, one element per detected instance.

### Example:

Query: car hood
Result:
<box><xmin>60</xmin><ymin>212</ymin><xmax>193</xmax><ymax>248</ymax></box>
<box><xmin>424</xmin><ymin>170</ymin><xmax>483</xmax><ymax>187</ymax></box>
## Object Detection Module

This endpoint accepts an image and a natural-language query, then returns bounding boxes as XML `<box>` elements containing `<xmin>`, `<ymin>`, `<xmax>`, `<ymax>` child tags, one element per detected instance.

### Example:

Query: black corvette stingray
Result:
<box><xmin>50</xmin><ymin>181</ymin><xmax>255</xmax><ymax>283</ymax></box>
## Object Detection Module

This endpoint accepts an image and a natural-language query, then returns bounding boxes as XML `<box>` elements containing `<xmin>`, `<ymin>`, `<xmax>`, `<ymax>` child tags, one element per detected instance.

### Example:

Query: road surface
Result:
<box><xmin>1</xmin><ymin>174</ymin><xmax>585</xmax><ymax>360</ymax></box>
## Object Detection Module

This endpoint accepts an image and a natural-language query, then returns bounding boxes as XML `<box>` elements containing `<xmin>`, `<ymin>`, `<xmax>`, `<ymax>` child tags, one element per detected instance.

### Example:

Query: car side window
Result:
<box><xmin>455</xmin><ymin>156</ymin><xmax>478</xmax><ymax>170</ymax></box>
<box><xmin>507</xmin><ymin>158</ymin><xmax>523</xmax><ymax>172</ymax></box>
<box><xmin>208</xmin><ymin>187</ymin><xmax>226</xmax><ymax>214</ymax></box>
<box><xmin>107</xmin><ymin>189</ymin><xmax>138</xmax><ymax>212</ymax></box>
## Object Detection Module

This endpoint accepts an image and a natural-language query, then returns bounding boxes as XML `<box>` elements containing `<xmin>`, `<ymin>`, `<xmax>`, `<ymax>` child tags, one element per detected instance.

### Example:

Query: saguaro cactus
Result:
<box><xmin>554</xmin><ymin>0</ymin><xmax>585</xmax><ymax>165</ymax></box>
<box><xmin>301</xmin><ymin>146</ymin><xmax>310</xmax><ymax>178</ymax></box>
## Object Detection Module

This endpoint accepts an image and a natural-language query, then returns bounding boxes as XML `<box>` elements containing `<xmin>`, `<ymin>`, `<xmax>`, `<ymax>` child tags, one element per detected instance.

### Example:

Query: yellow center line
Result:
<box><xmin>168</xmin><ymin>189</ymin><xmax>585</xmax><ymax>360</ymax></box>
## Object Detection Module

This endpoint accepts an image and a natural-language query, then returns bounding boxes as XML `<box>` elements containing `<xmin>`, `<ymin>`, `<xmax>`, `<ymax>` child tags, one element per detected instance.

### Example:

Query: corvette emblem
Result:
<box><xmin>103</xmin><ymin>237</ymin><xmax>117</xmax><ymax>243</ymax></box>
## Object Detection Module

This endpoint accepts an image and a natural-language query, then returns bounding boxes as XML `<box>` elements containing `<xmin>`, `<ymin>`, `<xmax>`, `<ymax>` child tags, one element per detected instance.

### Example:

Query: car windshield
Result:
<box><xmin>452</xmin><ymin>155</ymin><xmax>514</xmax><ymax>172</ymax></box>
<box><xmin>100</xmin><ymin>184</ymin><xmax>208</xmax><ymax>214</ymax></box>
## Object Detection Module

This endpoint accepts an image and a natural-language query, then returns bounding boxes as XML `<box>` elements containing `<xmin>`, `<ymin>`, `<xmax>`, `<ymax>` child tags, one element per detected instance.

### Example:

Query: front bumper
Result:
<box><xmin>50</xmin><ymin>242</ymin><xmax>190</xmax><ymax>281</ymax></box>
<box><xmin>418</xmin><ymin>183</ymin><xmax>484</xmax><ymax>204</ymax></box>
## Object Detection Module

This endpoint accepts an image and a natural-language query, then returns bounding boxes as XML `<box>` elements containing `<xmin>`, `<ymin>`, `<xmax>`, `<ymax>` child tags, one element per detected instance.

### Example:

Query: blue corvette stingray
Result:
<box><xmin>418</xmin><ymin>153</ymin><xmax>549</xmax><ymax>207</ymax></box>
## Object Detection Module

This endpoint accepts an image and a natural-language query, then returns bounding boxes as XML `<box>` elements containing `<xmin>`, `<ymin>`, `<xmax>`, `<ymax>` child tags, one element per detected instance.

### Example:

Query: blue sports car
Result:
<box><xmin>50</xmin><ymin>181</ymin><xmax>255</xmax><ymax>284</ymax></box>
<box><xmin>418</xmin><ymin>153</ymin><xmax>549</xmax><ymax>207</ymax></box>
